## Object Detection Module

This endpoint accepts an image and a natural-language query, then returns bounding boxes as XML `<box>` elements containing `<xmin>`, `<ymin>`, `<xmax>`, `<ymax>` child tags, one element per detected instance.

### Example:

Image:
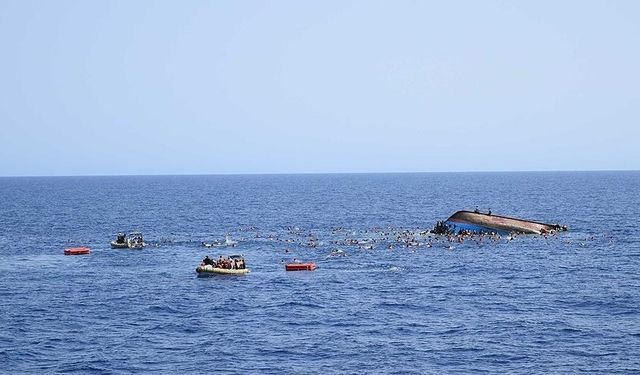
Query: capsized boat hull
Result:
<box><xmin>444</xmin><ymin>211</ymin><xmax>566</xmax><ymax>235</ymax></box>
<box><xmin>196</xmin><ymin>265</ymin><xmax>250</xmax><ymax>276</ymax></box>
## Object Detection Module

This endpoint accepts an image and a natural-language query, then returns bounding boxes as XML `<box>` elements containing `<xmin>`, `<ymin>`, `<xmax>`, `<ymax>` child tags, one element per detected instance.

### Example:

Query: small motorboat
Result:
<box><xmin>285</xmin><ymin>262</ymin><xmax>317</xmax><ymax>271</ymax></box>
<box><xmin>196</xmin><ymin>255</ymin><xmax>249</xmax><ymax>276</ymax></box>
<box><xmin>111</xmin><ymin>232</ymin><xmax>146</xmax><ymax>249</ymax></box>
<box><xmin>64</xmin><ymin>247</ymin><xmax>91</xmax><ymax>255</ymax></box>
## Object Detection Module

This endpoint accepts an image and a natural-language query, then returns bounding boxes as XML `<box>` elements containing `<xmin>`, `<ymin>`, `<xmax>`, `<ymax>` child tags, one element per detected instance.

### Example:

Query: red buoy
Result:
<box><xmin>64</xmin><ymin>247</ymin><xmax>91</xmax><ymax>255</ymax></box>
<box><xmin>285</xmin><ymin>262</ymin><xmax>317</xmax><ymax>271</ymax></box>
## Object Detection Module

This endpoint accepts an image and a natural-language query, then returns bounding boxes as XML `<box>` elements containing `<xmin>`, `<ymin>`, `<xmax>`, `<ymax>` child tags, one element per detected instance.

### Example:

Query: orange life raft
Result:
<box><xmin>64</xmin><ymin>247</ymin><xmax>91</xmax><ymax>255</ymax></box>
<box><xmin>285</xmin><ymin>262</ymin><xmax>317</xmax><ymax>271</ymax></box>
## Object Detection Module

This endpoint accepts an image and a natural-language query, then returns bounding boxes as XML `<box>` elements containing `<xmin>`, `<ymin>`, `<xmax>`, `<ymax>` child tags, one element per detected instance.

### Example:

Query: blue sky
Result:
<box><xmin>1</xmin><ymin>1</ymin><xmax>638</xmax><ymax>176</ymax></box>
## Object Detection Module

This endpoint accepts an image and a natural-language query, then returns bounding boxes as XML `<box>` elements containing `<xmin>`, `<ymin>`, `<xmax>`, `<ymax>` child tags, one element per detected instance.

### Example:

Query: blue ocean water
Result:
<box><xmin>0</xmin><ymin>172</ymin><xmax>639</xmax><ymax>374</ymax></box>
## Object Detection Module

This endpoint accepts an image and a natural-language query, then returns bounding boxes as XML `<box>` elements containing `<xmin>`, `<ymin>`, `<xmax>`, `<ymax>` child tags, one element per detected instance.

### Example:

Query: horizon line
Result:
<box><xmin>1</xmin><ymin>168</ymin><xmax>638</xmax><ymax>178</ymax></box>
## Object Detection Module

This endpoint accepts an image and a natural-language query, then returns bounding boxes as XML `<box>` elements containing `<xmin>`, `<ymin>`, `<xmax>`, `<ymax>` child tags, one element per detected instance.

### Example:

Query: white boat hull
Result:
<box><xmin>196</xmin><ymin>265</ymin><xmax>250</xmax><ymax>276</ymax></box>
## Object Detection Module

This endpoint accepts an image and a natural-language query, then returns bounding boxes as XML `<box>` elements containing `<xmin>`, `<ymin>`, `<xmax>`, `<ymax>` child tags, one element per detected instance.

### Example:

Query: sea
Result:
<box><xmin>0</xmin><ymin>172</ymin><xmax>639</xmax><ymax>374</ymax></box>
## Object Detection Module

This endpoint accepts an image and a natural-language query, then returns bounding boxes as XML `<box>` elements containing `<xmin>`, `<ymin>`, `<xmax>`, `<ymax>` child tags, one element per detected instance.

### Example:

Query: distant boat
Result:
<box><xmin>196</xmin><ymin>254</ymin><xmax>249</xmax><ymax>276</ymax></box>
<box><xmin>111</xmin><ymin>232</ymin><xmax>145</xmax><ymax>249</ymax></box>
<box><xmin>442</xmin><ymin>210</ymin><xmax>567</xmax><ymax>235</ymax></box>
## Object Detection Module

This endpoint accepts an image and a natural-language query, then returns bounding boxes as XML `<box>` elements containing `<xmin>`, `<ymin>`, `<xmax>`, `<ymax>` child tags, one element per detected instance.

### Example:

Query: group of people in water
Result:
<box><xmin>193</xmin><ymin>213</ymin><xmax>572</xmax><ymax>266</ymax></box>
<box><xmin>201</xmin><ymin>255</ymin><xmax>246</xmax><ymax>270</ymax></box>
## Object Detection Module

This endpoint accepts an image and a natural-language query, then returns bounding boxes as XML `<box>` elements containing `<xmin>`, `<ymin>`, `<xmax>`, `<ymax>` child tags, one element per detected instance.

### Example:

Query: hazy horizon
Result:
<box><xmin>2</xmin><ymin>168</ymin><xmax>639</xmax><ymax>179</ymax></box>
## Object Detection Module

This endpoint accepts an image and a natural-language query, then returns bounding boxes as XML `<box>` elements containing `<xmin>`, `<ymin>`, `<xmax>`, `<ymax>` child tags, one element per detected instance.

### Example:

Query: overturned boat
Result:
<box><xmin>439</xmin><ymin>210</ymin><xmax>567</xmax><ymax>235</ymax></box>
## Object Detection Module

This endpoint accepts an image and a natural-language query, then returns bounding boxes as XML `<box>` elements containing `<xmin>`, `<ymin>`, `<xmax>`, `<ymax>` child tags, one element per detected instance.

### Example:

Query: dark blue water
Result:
<box><xmin>1</xmin><ymin>172</ymin><xmax>639</xmax><ymax>374</ymax></box>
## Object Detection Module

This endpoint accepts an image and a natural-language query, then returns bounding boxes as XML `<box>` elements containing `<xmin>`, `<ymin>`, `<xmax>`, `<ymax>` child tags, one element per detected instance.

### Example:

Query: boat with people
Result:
<box><xmin>110</xmin><ymin>233</ymin><xmax>128</xmax><ymax>248</ymax></box>
<box><xmin>111</xmin><ymin>232</ymin><xmax>146</xmax><ymax>249</ymax></box>
<box><xmin>126</xmin><ymin>232</ymin><xmax>145</xmax><ymax>248</ymax></box>
<box><xmin>196</xmin><ymin>254</ymin><xmax>250</xmax><ymax>276</ymax></box>
<box><xmin>438</xmin><ymin>210</ymin><xmax>568</xmax><ymax>235</ymax></box>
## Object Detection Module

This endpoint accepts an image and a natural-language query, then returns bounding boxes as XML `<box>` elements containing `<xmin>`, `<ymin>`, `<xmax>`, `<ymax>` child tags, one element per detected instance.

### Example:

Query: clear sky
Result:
<box><xmin>1</xmin><ymin>1</ymin><xmax>638</xmax><ymax>176</ymax></box>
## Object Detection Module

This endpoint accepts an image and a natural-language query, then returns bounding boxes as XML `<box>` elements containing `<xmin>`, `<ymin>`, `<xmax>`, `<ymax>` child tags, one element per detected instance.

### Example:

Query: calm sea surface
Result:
<box><xmin>1</xmin><ymin>172</ymin><xmax>639</xmax><ymax>374</ymax></box>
